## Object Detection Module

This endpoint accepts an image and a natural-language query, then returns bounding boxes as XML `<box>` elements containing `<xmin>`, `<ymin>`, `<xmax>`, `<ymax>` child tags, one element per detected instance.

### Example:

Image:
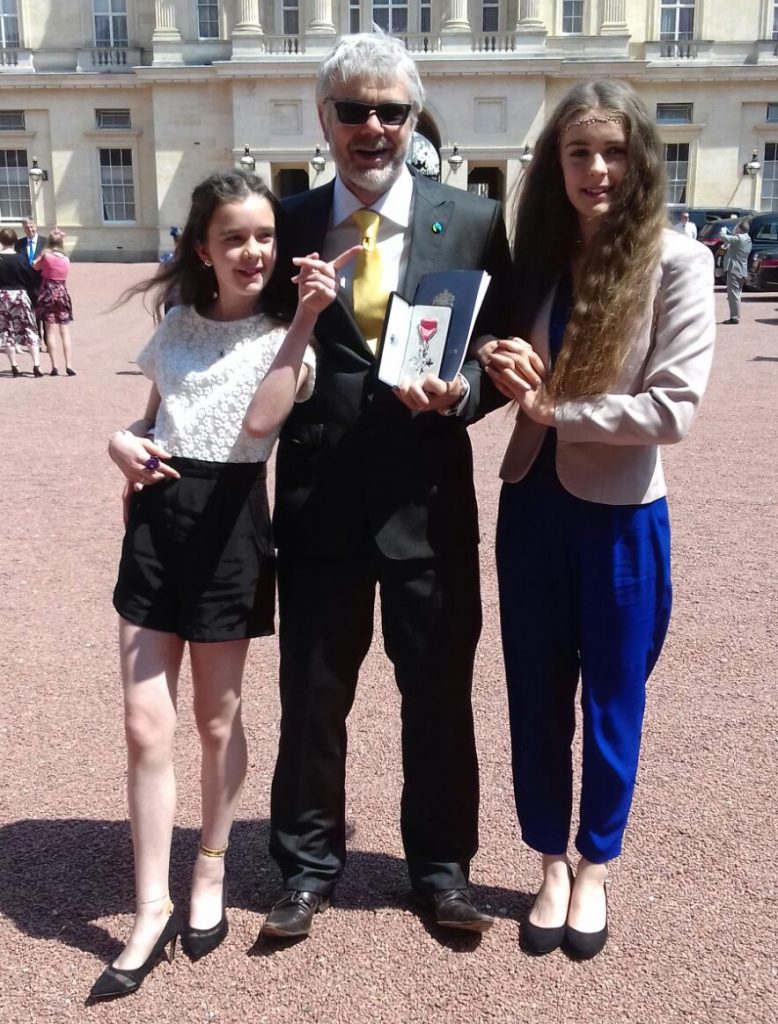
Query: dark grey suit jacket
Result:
<box><xmin>270</xmin><ymin>172</ymin><xmax>512</xmax><ymax>560</ymax></box>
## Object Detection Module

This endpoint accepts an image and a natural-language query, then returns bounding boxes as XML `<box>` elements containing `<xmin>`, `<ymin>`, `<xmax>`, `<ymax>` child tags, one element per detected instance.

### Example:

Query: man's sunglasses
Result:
<box><xmin>328</xmin><ymin>100</ymin><xmax>412</xmax><ymax>127</ymax></box>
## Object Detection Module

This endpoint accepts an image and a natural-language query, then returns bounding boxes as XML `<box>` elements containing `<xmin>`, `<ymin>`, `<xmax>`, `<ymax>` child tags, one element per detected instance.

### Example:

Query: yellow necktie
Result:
<box><xmin>352</xmin><ymin>209</ymin><xmax>389</xmax><ymax>352</ymax></box>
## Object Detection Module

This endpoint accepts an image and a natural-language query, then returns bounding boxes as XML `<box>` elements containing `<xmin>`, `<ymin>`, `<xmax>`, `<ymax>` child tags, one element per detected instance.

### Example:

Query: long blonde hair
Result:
<box><xmin>511</xmin><ymin>80</ymin><xmax>667</xmax><ymax>400</ymax></box>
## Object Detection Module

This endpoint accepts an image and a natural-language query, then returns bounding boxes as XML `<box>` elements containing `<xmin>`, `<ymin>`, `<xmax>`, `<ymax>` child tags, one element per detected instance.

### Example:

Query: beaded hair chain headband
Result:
<box><xmin>562</xmin><ymin>113</ymin><xmax>628</xmax><ymax>133</ymax></box>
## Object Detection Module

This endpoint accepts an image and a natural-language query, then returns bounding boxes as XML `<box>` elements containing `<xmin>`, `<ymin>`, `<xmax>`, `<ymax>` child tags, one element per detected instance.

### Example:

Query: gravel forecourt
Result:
<box><xmin>1</xmin><ymin>264</ymin><xmax>775</xmax><ymax>1024</ymax></box>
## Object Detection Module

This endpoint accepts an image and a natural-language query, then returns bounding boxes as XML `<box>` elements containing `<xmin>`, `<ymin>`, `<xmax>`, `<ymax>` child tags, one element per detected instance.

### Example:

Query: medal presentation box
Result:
<box><xmin>376</xmin><ymin>270</ymin><xmax>492</xmax><ymax>386</ymax></box>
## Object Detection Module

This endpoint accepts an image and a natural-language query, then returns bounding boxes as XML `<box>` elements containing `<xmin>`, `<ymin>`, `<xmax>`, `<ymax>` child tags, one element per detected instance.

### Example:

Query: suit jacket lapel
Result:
<box><xmin>400</xmin><ymin>175</ymin><xmax>455</xmax><ymax>299</ymax></box>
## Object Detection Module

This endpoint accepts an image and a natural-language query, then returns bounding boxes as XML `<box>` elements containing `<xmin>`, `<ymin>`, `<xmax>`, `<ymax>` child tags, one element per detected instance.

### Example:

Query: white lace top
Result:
<box><xmin>136</xmin><ymin>305</ymin><xmax>316</xmax><ymax>463</ymax></box>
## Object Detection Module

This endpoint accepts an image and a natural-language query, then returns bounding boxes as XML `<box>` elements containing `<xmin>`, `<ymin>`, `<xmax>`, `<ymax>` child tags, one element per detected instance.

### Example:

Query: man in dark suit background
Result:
<box><xmin>15</xmin><ymin>217</ymin><xmax>45</xmax><ymax>345</ymax></box>
<box><xmin>259</xmin><ymin>31</ymin><xmax>512</xmax><ymax>940</ymax></box>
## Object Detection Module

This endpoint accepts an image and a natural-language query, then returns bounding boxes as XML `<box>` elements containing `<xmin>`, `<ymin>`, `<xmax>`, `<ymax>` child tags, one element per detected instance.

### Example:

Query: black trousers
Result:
<box><xmin>269</xmin><ymin>544</ymin><xmax>482</xmax><ymax>894</ymax></box>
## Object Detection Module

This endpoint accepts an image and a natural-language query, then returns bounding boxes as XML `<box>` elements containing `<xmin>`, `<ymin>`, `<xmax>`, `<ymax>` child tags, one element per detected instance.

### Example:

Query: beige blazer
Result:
<box><xmin>500</xmin><ymin>229</ymin><xmax>716</xmax><ymax>505</ymax></box>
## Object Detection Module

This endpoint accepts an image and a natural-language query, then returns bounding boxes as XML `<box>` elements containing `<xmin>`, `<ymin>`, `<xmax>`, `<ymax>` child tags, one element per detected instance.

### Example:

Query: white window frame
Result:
<box><xmin>371</xmin><ymin>0</ymin><xmax>409</xmax><ymax>34</ymax></box>
<box><xmin>761</xmin><ymin>141</ymin><xmax>778</xmax><ymax>211</ymax></box>
<box><xmin>0</xmin><ymin>0</ymin><xmax>20</xmax><ymax>48</ymax></box>
<box><xmin>561</xmin><ymin>0</ymin><xmax>584</xmax><ymax>34</ymax></box>
<box><xmin>663</xmin><ymin>140</ymin><xmax>691</xmax><ymax>204</ymax></box>
<box><xmin>659</xmin><ymin>0</ymin><xmax>695</xmax><ymax>41</ymax></box>
<box><xmin>93</xmin><ymin>0</ymin><xmax>129</xmax><ymax>48</ymax></box>
<box><xmin>419</xmin><ymin>0</ymin><xmax>431</xmax><ymax>33</ymax></box>
<box><xmin>0</xmin><ymin>148</ymin><xmax>31</xmax><ymax>221</ymax></box>
<box><xmin>279</xmin><ymin>0</ymin><xmax>300</xmax><ymax>35</ymax></box>
<box><xmin>196</xmin><ymin>0</ymin><xmax>220</xmax><ymax>39</ymax></box>
<box><xmin>482</xmin><ymin>0</ymin><xmax>499</xmax><ymax>32</ymax></box>
<box><xmin>98</xmin><ymin>146</ymin><xmax>136</xmax><ymax>224</ymax></box>
<box><xmin>656</xmin><ymin>103</ymin><xmax>693</xmax><ymax>125</ymax></box>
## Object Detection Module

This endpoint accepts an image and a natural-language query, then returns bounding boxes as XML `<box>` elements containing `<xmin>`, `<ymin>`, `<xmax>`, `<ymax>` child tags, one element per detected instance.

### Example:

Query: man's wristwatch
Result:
<box><xmin>440</xmin><ymin>372</ymin><xmax>470</xmax><ymax>417</ymax></box>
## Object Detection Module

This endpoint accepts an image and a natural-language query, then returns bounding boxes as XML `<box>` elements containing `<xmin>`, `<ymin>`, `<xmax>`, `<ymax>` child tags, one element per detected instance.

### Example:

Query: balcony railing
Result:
<box><xmin>0</xmin><ymin>47</ymin><xmax>34</xmax><ymax>70</ymax></box>
<box><xmin>77</xmin><ymin>45</ymin><xmax>141</xmax><ymax>71</ymax></box>
<box><xmin>657</xmin><ymin>38</ymin><xmax>697</xmax><ymax>59</ymax></box>
<box><xmin>472</xmin><ymin>32</ymin><xmax>515</xmax><ymax>53</ymax></box>
<box><xmin>397</xmin><ymin>33</ymin><xmax>441</xmax><ymax>53</ymax></box>
<box><xmin>260</xmin><ymin>35</ymin><xmax>304</xmax><ymax>55</ymax></box>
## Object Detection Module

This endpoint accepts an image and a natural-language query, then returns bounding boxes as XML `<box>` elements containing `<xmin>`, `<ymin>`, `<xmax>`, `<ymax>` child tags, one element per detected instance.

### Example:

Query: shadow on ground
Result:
<box><xmin>0</xmin><ymin>818</ymin><xmax>529</xmax><ymax>958</ymax></box>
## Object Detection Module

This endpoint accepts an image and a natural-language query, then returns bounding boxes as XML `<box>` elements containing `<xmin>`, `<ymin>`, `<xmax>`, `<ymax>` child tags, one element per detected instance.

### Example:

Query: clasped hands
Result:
<box><xmin>479</xmin><ymin>336</ymin><xmax>555</xmax><ymax>426</ymax></box>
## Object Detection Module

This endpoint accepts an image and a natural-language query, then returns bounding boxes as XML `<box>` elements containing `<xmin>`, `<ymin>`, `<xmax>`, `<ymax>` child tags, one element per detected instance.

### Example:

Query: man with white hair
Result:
<box><xmin>260</xmin><ymin>32</ymin><xmax>511</xmax><ymax>940</ymax></box>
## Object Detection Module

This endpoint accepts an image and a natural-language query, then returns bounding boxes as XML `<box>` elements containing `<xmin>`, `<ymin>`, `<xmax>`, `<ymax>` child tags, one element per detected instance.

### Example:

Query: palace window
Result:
<box><xmin>767</xmin><ymin>104</ymin><xmax>778</xmax><ymax>123</ymax></box>
<box><xmin>282</xmin><ymin>0</ymin><xmax>299</xmax><ymax>34</ymax></box>
<box><xmin>762</xmin><ymin>143</ymin><xmax>778</xmax><ymax>212</ymax></box>
<box><xmin>419</xmin><ymin>0</ymin><xmax>430</xmax><ymax>33</ymax></box>
<box><xmin>660</xmin><ymin>0</ymin><xmax>694</xmax><ymax>41</ymax></box>
<box><xmin>96</xmin><ymin>108</ymin><xmax>131</xmax><ymax>129</ymax></box>
<box><xmin>99</xmin><ymin>148</ymin><xmax>135</xmax><ymax>222</ymax></box>
<box><xmin>197</xmin><ymin>0</ymin><xmax>219</xmax><ymax>39</ymax></box>
<box><xmin>0</xmin><ymin>110</ymin><xmax>24</xmax><ymax>130</ymax></box>
<box><xmin>773</xmin><ymin>3</ymin><xmax>778</xmax><ymax>39</ymax></box>
<box><xmin>372</xmin><ymin>0</ymin><xmax>408</xmax><ymax>34</ymax></box>
<box><xmin>664</xmin><ymin>141</ymin><xmax>689</xmax><ymax>204</ymax></box>
<box><xmin>562</xmin><ymin>0</ymin><xmax>583</xmax><ymax>33</ymax></box>
<box><xmin>0</xmin><ymin>149</ymin><xmax>31</xmax><ymax>219</ymax></box>
<box><xmin>0</xmin><ymin>0</ymin><xmax>20</xmax><ymax>48</ymax></box>
<box><xmin>482</xmin><ymin>0</ymin><xmax>498</xmax><ymax>32</ymax></box>
<box><xmin>656</xmin><ymin>103</ymin><xmax>693</xmax><ymax>124</ymax></box>
<box><xmin>94</xmin><ymin>0</ymin><xmax>129</xmax><ymax>48</ymax></box>
<box><xmin>350</xmin><ymin>0</ymin><xmax>360</xmax><ymax>33</ymax></box>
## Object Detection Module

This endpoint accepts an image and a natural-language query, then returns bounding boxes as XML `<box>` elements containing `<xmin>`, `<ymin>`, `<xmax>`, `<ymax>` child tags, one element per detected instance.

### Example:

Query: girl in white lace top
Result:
<box><xmin>92</xmin><ymin>170</ymin><xmax>358</xmax><ymax>1002</ymax></box>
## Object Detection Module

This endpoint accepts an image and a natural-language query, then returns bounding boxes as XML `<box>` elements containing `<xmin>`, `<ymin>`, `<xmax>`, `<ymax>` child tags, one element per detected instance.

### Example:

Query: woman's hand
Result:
<box><xmin>292</xmin><ymin>247</ymin><xmax>362</xmax><ymax>318</ymax></box>
<box><xmin>108</xmin><ymin>430</ymin><xmax>180</xmax><ymax>487</ymax></box>
<box><xmin>484</xmin><ymin>336</ymin><xmax>546</xmax><ymax>401</ymax></box>
<box><xmin>516</xmin><ymin>383</ymin><xmax>556</xmax><ymax>426</ymax></box>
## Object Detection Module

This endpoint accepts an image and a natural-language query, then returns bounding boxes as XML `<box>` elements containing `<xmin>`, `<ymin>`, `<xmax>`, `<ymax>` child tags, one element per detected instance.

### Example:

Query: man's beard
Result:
<box><xmin>348</xmin><ymin>141</ymin><xmax>409</xmax><ymax>194</ymax></box>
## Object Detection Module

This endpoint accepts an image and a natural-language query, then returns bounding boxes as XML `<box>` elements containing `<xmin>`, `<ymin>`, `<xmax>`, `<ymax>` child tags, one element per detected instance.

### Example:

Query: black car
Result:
<box><xmin>747</xmin><ymin>247</ymin><xmax>778</xmax><ymax>290</ymax></box>
<box><xmin>698</xmin><ymin>217</ymin><xmax>745</xmax><ymax>261</ymax></box>
<box><xmin>714</xmin><ymin>211</ymin><xmax>778</xmax><ymax>283</ymax></box>
<box><xmin>668</xmin><ymin>206</ymin><xmax>754</xmax><ymax>231</ymax></box>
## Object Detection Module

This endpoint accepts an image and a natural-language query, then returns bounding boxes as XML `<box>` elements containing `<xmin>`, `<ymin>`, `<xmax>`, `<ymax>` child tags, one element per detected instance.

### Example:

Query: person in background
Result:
<box><xmin>483</xmin><ymin>80</ymin><xmax>715</xmax><ymax>959</ymax></box>
<box><xmin>33</xmin><ymin>229</ymin><xmax>76</xmax><ymax>375</ymax></box>
<box><xmin>0</xmin><ymin>227</ymin><xmax>43</xmax><ymax>377</ymax></box>
<box><xmin>15</xmin><ymin>216</ymin><xmax>45</xmax><ymax>347</ymax></box>
<box><xmin>674</xmin><ymin>210</ymin><xmax>697</xmax><ymax>239</ymax></box>
<box><xmin>720</xmin><ymin>221</ymin><xmax>752</xmax><ymax>324</ymax></box>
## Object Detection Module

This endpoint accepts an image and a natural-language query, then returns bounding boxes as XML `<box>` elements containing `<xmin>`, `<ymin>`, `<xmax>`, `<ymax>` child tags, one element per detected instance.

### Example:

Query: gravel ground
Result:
<box><xmin>0</xmin><ymin>265</ymin><xmax>775</xmax><ymax>1024</ymax></box>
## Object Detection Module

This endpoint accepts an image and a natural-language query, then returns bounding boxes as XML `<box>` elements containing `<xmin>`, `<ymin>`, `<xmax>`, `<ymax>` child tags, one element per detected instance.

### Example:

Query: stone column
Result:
<box><xmin>601</xmin><ymin>0</ymin><xmax>628</xmax><ymax>34</ymax></box>
<box><xmin>307</xmin><ymin>0</ymin><xmax>336</xmax><ymax>34</ymax></box>
<box><xmin>514</xmin><ymin>0</ymin><xmax>546</xmax><ymax>51</ymax></box>
<box><xmin>516</xmin><ymin>0</ymin><xmax>544</xmax><ymax>31</ymax></box>
<box><xmin>232</xmin><ymin>0</ymin><xmax>264</xmax><ymax>59</ymax></box>
<box><xmin>152</xmin><ymin>0</ymin><xmax>184</xmax><ymax>65</ymax></box>
<box><xmin>153</xmin><ymin>0</ymin><xmax>181</xmax><ymax>40</ymax></box>
<box><xmin>441</xmin><ymin>0</ymin><xmax>470</xmax><ymax>32</ymax></box>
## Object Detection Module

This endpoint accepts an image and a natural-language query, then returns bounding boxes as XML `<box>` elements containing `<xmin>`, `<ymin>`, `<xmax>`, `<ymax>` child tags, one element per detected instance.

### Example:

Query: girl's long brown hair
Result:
<box><xmin>511</xmin><ymin>80</ymin><xmax>667</xmax><ymax>400</ymax></box>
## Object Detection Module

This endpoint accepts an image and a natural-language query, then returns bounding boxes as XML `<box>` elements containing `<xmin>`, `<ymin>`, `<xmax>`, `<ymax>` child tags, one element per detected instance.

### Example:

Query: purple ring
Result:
<box><xmin>144</xmin><ymin>456</ymin><xmax>161</xmax><ymax>472</ymax></box>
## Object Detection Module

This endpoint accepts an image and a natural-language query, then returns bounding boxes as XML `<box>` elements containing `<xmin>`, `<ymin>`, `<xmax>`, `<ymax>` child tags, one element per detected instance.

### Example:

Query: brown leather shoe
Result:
<box><xmin>413</xmin><ymin>888</ymin><xmax>494</xmax><ymax>933</ymax></box>
<box><xmin>258</xmin><ymin>890</ymin><xmax>330</xmax><ymax>939</ymax></box>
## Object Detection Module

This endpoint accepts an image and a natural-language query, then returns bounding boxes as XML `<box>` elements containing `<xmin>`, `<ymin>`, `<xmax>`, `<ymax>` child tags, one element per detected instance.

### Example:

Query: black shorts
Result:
<box><xmin>113</xmin><ymin>457</ymin><xmax>275</xmax><ymax>642</ymax></box>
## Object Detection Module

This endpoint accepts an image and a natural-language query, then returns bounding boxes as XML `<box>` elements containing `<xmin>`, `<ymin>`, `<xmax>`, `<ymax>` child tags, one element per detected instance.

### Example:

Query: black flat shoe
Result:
<box><xmin>66</xmin><ymin>367</ymin><xmax>77</xmax><ymax>376</ymax></box>
<box><xmin>564</xmin><ymin>883</ymin><xmax>608</xmax><ymax>960</ymax></box>
<box><xmin>50</xmin><ymin>368</ymin><xmax>58</xmax><ymax>376</ymax></box>
<box><xmin>11</xmin><ymin>365</ymin><xmax>21</xmax><ymax>377</ymax></box>
<box><xmin>33</xmin><ymin>365</ymin><xmax>43</xmax><ymax>377</ymax></box>
<box><xmin>182</xmin><ymin>879</ymin><xmax>228</xmax><ymax>961</ymax></box>
<box><xmin>413</xmin><ymin>888</ymin><xmax>494</xmax><ymax>933</ymax></box>
<box><xmin>88</xmin><ymin>907</ymin><xmax>179</xmax><ymax>1002</ymax></box>
<box><xmin>259</xmin><ymin>890</ymin><xmax>330</xmax><ymax>939</ymax></box>
<box><xmin>521</xmin><ymin>865</ymin><xmax>573</xmax><ymax>955</ymax></box>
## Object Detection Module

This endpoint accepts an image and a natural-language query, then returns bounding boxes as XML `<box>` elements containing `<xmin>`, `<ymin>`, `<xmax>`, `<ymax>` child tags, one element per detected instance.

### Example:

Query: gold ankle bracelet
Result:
<box><xmin>198</xmin><ymin>841</ymin><xmax>228</xmax><ymax>858</ymax></box>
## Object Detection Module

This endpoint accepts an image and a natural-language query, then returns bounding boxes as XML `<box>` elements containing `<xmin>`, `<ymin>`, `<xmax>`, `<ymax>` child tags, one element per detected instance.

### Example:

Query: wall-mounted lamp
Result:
<box><xmin>520</xmin><ymin>144</ymin><xmax>533</xmax><ymax>168</ymax></box>
<box><xmin>28</xmin><ymin>157</ymin><xmax>48</xmax><ymax>183</ymax></box>
<box><xmin>311</xmin><ymin>145</ymin><xmax>326</xmax><ymax>173</ymax></box>
<box><xmin>744</xmin><ymin>149</ymin><xmax>761</xmax><ymax>177</ymax></box>
<box><xmin>447</xmin><ymin>144</ymin><xmax>463</xmax><ymax>172</ymax></box>
<box><xmin>238</xmin><ymin>144</ymin><xmax>255</xmax><ymax>172</ymax></box>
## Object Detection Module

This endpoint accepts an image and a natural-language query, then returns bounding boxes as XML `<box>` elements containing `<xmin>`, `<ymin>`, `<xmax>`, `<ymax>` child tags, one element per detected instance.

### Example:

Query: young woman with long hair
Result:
<box><xmin>483</xmin><ymin>80</ymin><xmax>716</xmax><ymax>958</ymax></box>
<box><xmin>90</xmin><ymin>169</ymin><xmax>356</xmax><ymax>1001</ymax></box>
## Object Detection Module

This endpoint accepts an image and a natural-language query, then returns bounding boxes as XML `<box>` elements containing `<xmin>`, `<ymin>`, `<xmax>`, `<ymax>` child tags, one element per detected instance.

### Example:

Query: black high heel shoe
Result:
<box><xmin>564</xmin><ymin>882</ymin><xmax>608</xmax><ymax>960</ymax></box>
<box><xmin>521</xmin><ymin>865</ymin><xmax>574</xmax><ymax>956</ymax></box>
<box><xmin>88</xmin><ymin>903</ymin><xmax>178</xmax><ymax>1002</ymax></box>
<box><xmin>181</xmin><ymin>841</ymin><xmax>229</xmax><ymax>962</ymax></box>
<box><xmin>11</xmin><ymin>365</ymin><xmax>21</xmax><ymax>377</ymax></box>
<box><xmin>33</xmin><ymin>365</ymin><xmax>43</xmax><ymax>378</ymax></box>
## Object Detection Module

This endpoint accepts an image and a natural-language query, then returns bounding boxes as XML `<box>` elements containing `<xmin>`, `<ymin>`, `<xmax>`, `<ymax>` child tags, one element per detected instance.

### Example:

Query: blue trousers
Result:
<box><xmin>495</xmin><ymin>446</ymin><xmax>672</xmax><ymax>863</ymax></box>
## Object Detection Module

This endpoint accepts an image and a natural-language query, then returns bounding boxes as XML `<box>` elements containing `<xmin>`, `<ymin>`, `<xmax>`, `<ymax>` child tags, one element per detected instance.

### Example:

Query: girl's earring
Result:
<box><xmin>202</xmin><ymin>258</ymin><xmax>212</xmax><ymax>268</ymax></box>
